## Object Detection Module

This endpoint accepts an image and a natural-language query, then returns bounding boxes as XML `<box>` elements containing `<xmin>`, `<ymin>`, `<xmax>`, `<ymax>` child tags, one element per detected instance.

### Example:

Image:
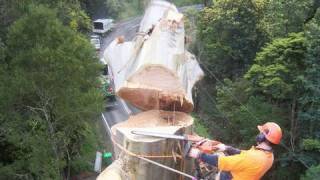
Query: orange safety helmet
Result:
<box><xmin>257</xmin><ymin>122</ymin><xmax>282</xmax><ymax>145</ymax></box>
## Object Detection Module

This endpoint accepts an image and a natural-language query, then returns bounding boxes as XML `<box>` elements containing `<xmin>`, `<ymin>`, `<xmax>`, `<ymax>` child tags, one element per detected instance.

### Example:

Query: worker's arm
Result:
<box><xmin>197</xmin><ymin>146</ymin><xmax>242</xmax><ymax>166</ymax></box>
<box><xmin>225</xmin><ymin>146</ymin><xmax>241</xmax><ymax>155</ymax></box>
<box><xmin>197</xmin><ymin>152</ymin><xmax>246</xmax><ymax>172</ymax></box>
<box><xmin>199</xmin><ymin>153</ymin><xmax>219</xmax><ymax>166</ymax></box>
<box><xmin>217</xmin><ymin>153</ymin><xmax>246</xmax><ymax>172</ymax></box>
<box><xmin>188</xmin><ymin>146</ymin><xmax>241</xmax><ymax>168</ymax></box>
<box><xmin>214</xmin><ymin>144</ymin><xmax>241</xmax><ymax>155</ymax></box>
<box><xmin>188</xmin><ymin>148</ymin><xmax>219</xmax><ymax>166</ymax></box>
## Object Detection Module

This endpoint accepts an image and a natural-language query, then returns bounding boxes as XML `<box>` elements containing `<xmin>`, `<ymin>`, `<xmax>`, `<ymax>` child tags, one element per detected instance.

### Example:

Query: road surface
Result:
<box><xmin>99</xmin><ymin>17</ymin><xmax>141</xmax><ymax>58</ymax></box>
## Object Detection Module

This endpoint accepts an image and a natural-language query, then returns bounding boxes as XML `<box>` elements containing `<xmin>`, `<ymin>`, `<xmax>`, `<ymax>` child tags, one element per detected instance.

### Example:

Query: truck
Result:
<box><xmin>99</xmin><ymin>58</ymin><xmax>116</xmax><ymax>108</ymax></box>
<box><xmin>93</xmin><ymin>19</ymin><xmax>114</xmax><ymax>34</ymax></box>
<box><xmin>90</xmin><ymin>34</ymin><xmax>101</xmax><ymax>51</ymax></box>
<box><xmin>99</xmin><ymin>75</ymin><xmax>115</xmax><ymax>102</ymax></box>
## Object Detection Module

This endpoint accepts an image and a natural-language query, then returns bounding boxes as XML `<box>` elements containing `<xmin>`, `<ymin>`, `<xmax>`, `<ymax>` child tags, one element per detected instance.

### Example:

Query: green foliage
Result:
<box><xmin>0</xmin><ymin>0</ymin><xmax>29</xmax><ymax>39</ymax></box>
<box><xmin>245</xmin><ymin>33</ymin><xmax>307</xmax><ymax>100</ymax></box>
<box><xmin>105</xmin><ymin>0</ymin><xmax>145</xmax><ymax>20</ymax></box>
<box><xmin>301</xmin><ymin>164</ymin><xmax>320</xmax><ymax>180</ymax></box>
<box><xmin>194</xmin><ymin>0</ymin><xmax>320</xmax><ymax>179</ymax></box>
<box><xmin>197</xmin><ymin>0</ymin><xmax>268</xmax><ymax>79</ymax></box>
<box><xmin>172</xmin><ymin>0</ymin><xmax>203</xmax><ymax>7</ymax></box>
<box><xmin>105</xmin><ymin>0</ymin><xmax>122</xmax><ymax>19</ymax></box>
<box><xmin>70</xmin><ymin>122</ymin><xmax>99</xmax><ymax>172</ymax></box>
<box><xmin>0</xmin><ymin>0</ymin><xmax>91</xmax><ymax>38</ymax></box>
<box><xmin>302</xmin><ymin>139</ymin><xmax>320</xmax><ymax>151</ymax></box>
<box><xmin>0</xmin><ymin>5</ymin><xmax>103</xmax><ymax>179</ymax></box>
<box><xmin>261</xmin><ymin>0</ymin><xmax>314</xmax><ymax>38</ymax></box>
<box><xmin>244</xmin><ymin>32</ymin><xmax>320</xmax><ymax>177</ymax></box>
<box><xmin>183</xmin><ymin>8</ymin><xmax>200</xmax><ymax>52</ymax></box>
<box><xmin>215</xmin><ymin>78</ymin><xmax>285</xmax><ymax>146</ymax></box>
<box><xmin>119</xmin><ymin>0</ymin><xmax>145</xmax><ymax>20</ymax></box>
<box><xmin>0</xmin><ymin>39</ymin><xmax>4</xmax><ymax>60</ymax></box>
<box><xmin>192</xmin><ymin>114</ymin><xmax>212</xmax><ymax>139</ymax></box>
<box><xmin>296</xmin><ymin>12</ymin><xmax>320</xmax><ymax>176</ymax></box>
<box><xmin>55</xmin><ymin>2</ymin><xmax>91</xmax><ymax>32</ymax></box>
<box><xmin>299</xmin><ymin>10</ymin><xmax>320</xmax><ymax>138</ymax></box>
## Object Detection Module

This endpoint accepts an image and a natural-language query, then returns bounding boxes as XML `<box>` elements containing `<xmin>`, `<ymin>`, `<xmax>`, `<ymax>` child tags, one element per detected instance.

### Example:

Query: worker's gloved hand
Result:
<box><xmin>196</xmin><ymin>139</ymin><xmax>221</xmax><ymax>153</ymax></box>
<box><xmin>187</xmin><ymin>134</ymin><xmax>205</xmax><ymax>142</ymax></box>
<box><xmin>213</xmin><ymin>143</ymin><xmax>227</xmax><ymax>152</ymax></box>
<box><xmin>188</xmin><ymin>148</ymin><xmax>201</xmax><ymax>159</ymax></box>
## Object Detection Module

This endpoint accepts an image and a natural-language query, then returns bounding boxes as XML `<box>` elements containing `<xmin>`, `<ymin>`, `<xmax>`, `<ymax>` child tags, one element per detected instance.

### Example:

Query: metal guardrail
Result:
<box><xmin>101</xmin><ymin>113</ymin><xmax>112</xmax><ymax>136</ymax></box>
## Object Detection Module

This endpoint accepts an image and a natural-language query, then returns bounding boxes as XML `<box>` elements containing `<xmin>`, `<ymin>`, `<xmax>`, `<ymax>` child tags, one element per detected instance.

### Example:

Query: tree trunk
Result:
<box><xmin>97</xmin><ymin>110</ymin><xmax>195</xmax><ymax>180</ymax></box>
<box><xmin>104</xmin><ymin>0</ymin><xmax>204</xmax><ymax>113</ymax></box>
<box><xmin>99</xmin><ymin>1</ymin><xmax>204</xmax><ymax>179</ymax></box>
<box><xmin>290</xmin><ymin>98</ymin><xmax>297</xmax><ymax>152</ymax></box>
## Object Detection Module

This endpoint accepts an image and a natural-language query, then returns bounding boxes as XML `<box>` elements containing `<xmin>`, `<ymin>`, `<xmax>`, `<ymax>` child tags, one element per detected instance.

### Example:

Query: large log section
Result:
<box><xmin>98</xmin><ymin>1</ymin><xmax>204</xmax><ymax>179</ymax></box>
<box><xmin>104</xmin><ymin>0</ymin><xmax>204</xmax><ymax>113</ymax></box>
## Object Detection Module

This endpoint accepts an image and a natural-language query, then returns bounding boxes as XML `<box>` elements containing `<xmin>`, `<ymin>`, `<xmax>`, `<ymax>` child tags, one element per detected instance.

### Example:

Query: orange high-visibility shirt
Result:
<box><xmin>218</xmin><ymin>147</ymin><xmax>274</xmax><ymax>180</ymax></box>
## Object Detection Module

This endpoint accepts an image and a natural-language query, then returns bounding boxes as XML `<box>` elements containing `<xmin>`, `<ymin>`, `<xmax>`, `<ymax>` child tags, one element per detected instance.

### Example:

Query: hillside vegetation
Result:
<box><xmin>0</xmin><ymin>0</ymin><xmax>319</xmax><ymax>179</ymax></box>
<box><xmin>0</xmin><ymin>1</ymin><xmax>104</xmax><ymax>179</ymax></box>
<box><xmin>192</xmin><ymin>0</ymin><xmax>320</xmax><ymax>179</ymax></box>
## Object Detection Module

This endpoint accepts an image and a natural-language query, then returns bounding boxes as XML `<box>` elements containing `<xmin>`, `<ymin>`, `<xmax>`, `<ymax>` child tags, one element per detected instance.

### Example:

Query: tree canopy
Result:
<box><xmin>197</xmin><ymin>0</ymin><xmax>267</xmax><ymax>79</ymax></box>
<box><xmin>194</xmin><ymin>0</ymin><xmax>320</xmax><ymax>179</ymax></box>
<box><xmin>0</xmin><ymin>5</ymin><xmax>103</xmax><ymax>179</ymax></box>
<box><xmin>245</xmin><ymin>33</ymin><xmax>307</xmax><ymax>100</ymax></box>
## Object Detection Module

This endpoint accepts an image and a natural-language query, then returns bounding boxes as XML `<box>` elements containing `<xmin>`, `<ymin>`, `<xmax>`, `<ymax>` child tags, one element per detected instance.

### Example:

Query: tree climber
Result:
<box><xmin>188</xmin><ymin>122</ymin><xmax>282</xmax><ymax>180</ymax></box>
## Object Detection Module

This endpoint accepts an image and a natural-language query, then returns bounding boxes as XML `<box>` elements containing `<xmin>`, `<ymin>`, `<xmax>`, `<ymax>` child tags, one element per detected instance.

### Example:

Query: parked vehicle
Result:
<box><xmin>99</xmin><ymin>58</ymin><xmax>116</xmax><ymax>108</ymax></box>
<box><xmin>90</xmin><ymin>35</ymin><xmax>101</xmax><ymax>50</ymax></box>
<box><xmin>93</xmin><ymin>19</ymin><xmax>114</xmax><ymax>34</ymax></box>
<box><xmin>99</xmin><ymin>75</ymin><xmax>115</xmax><ymax>101</ymax></box>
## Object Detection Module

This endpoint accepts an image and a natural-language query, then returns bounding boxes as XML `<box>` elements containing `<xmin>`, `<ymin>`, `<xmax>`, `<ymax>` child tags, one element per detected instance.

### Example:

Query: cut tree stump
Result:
<box><xmin>97</xmin><ymin>110</ymin><xmax>195</xmax><ymax>180</ymax></box>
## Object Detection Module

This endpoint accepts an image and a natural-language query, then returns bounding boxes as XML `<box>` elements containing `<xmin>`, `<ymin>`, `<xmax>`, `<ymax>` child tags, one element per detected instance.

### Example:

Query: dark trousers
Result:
<box><xmin>219</xmin><ymin>171</ymin><xmax>232</xmax><ymax>180</ymax></box>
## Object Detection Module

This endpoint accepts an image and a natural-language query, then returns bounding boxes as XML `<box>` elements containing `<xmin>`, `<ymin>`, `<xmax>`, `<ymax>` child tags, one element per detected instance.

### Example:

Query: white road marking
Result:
<box><xmin>120</xmin><ymin>99</ymin><xmax>132</xmax><ymax>115</ymax></box>
<box><xmin>101</xmin><ymin>113</ymin><xmax>112</xmax><ymax>135</ymax></box>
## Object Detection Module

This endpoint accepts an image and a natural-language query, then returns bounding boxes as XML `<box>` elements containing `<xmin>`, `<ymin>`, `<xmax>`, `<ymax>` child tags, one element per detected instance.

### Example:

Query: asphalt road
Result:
<box><xmin>99</xmin><ymin>17</ymin><xmax>141</xmax><ymax>58</ymax></box>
